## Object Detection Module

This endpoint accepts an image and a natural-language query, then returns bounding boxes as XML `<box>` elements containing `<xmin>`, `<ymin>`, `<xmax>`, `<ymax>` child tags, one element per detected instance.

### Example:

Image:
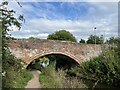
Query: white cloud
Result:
<box><xmin>8</xmin><ymin>2</ymin><xmax>118</xmax><ymax>42</ymax></box>
<box><xmin>9</xmin><ymin>17</ymin><xmax>118</xmax><ymax>41</ymax></box>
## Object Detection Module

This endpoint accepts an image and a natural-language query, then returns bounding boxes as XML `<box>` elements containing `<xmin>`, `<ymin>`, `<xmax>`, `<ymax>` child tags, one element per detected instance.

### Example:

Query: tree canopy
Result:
<box><xmin>106</xmin><ymin>37</ymin><xmax>119</xmax><ymax>44</ymax></box>
<box><xmin>87</xmin><ymin>35</ymin><xmax>104</xmax><ymax>44</ymax></box>
<box><xmin>79</xmin><ymin>39</ymin><xmax>85</xmax><ymax>43</ymax></box>
<box><xmin>47</xmin><ymin>30</ymin><xmax>77</xmax><ymax>42</ymax></box>
<box><xmin>29</xmin><ymin>37</ymin><xmax>40</xmax><ymax>41</ymax></box>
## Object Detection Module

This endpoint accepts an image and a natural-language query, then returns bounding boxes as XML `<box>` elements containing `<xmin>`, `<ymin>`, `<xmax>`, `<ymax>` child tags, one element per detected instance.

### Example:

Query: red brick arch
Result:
<box><xmin>9</xmin><ymin>39</ymin><xmax>102</xmax><ymax>68</ymax></box>
<box><xmin>26</xmin><ymin>52</ymin><xmax>81</xmax><ymax>67</ymax></box>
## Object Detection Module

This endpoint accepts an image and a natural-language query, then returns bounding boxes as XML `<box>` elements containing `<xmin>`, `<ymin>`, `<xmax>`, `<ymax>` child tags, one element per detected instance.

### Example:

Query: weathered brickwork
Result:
<box><xmin>8</xmin><ymin>39</ymin><xmax>102</xmax><ymax>66</ymax></box>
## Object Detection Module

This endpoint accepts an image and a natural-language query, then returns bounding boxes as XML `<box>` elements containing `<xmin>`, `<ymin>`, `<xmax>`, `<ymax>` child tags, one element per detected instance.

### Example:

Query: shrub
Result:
<box><xmin>69</xmin><ymin>47</ymin><xmax>120</xmax><ymax>88</ymax></box>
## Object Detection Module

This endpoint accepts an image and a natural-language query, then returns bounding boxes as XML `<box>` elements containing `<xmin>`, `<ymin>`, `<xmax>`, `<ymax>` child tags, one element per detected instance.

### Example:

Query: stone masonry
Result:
<box><xmin>8</xmin><ymin>39</ymin><xmax>102</xmax><ymax>67</ymax></box>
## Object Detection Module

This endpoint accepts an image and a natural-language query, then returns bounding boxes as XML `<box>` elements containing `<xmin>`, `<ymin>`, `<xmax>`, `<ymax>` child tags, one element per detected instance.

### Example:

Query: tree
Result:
<box><xmin>87</xmin><ymin>35</ymin><xmax>104</xmax><ymax>44</ymax></box>
<box><xmin>106</xmin><ymin>37</ymin><xmax>119</xmax><ymax>44</ymax></box>
<box><xmin>79</xmin><ymin>39</ymin><xmax>85</xmax><ymax>43</ymax></box>
<box><xmin>117</xmin><ymin>38</ymin><xmax>120</xmax><ymax>57</ymax></box>
<box><xmin>1</xmin><ymin>1</ymin><xmax>24</xmax><ymax>88</ymax></box>
<box><xmin>29</xmin><ymin>37</ymin><xmax>40</xmax><ymax>41</ymax></box>
<box><xmin>47</xmin><ymin>30</ymin><xmax>77</xmax><ymax>42</ymax></box>
<box><xmin>1</xmin><ymin>1</ymin><xmax>24</xmax><ymax>69</ymax></box>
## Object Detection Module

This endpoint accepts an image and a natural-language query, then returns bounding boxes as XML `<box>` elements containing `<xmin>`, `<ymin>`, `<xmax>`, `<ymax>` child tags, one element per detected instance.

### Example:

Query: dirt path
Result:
<box><xmin>25</xmin><ymin>70</ymin><xmax>41</xmax><ymax>89</ymax></box>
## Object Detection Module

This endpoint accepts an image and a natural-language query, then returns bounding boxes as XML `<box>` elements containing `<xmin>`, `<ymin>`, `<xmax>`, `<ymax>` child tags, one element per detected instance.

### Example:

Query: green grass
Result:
<box><xmin>39</xmin><ymin>65</ymin><xmax>60</xmax><ymax>88</ymax></box>
<box><xmin>13</xmin><ymin>70</ymin><xmax>33</xmax><ymax>88</ymax></box>
<box><xmin>39</xmin><ymin>64</ymin><xmax>87</xmax><ymax>88</ymax></box>
<box><xmin>2</xmin><ymin>68</ymin><xmax>33</xmax><ymax>88</ymax></box>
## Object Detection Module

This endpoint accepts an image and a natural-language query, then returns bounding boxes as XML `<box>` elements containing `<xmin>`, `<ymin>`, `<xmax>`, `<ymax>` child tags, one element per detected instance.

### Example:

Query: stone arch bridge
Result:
<box><xmin>8</xmin><ymin>39</ymin><xmax>102</xmax><ymax>67</ymax></box>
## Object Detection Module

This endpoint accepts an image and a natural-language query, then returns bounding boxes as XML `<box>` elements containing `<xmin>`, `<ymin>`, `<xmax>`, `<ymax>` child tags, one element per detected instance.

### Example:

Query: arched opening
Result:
<box><xmin>26</xmin><ymin>53</ymin><xmax>86</xmax><ymax>88</ymax></box>
<box><xmin>26</xmin><ymin>53</ymin><xmax>79</xmax><ymax>71</ymax></box>
<box><xmin>47</xmin><ymin>54</ymin><xmax>79</xmax><ymax>70</ymax></box>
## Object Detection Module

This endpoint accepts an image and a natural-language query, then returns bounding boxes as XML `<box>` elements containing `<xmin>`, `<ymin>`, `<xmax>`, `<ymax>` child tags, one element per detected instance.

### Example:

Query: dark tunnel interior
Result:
<box><xmin>26</xmin><ymin>54</ymin><xmax>79</xmax><ymax>70</ymax></box>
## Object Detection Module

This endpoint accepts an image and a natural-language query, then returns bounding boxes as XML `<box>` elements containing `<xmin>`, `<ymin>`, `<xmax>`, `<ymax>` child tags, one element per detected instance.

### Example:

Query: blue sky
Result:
<box><xmin>21</xmin><ymin>2</ymin><xmax>91</xmax><ymax>20</ymax></box>
<box><xmin>8</xmin><ymin>1</ymin><xmax>118</xmax><ymax>41</ymax></box>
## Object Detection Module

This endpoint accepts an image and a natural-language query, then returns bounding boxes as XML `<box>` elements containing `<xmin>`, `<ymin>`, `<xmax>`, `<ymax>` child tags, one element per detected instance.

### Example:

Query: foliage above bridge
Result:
<box><xmin>47</xmin><ymin>30</ymin><xmax>77</xmax><ymax>42</ymax></box>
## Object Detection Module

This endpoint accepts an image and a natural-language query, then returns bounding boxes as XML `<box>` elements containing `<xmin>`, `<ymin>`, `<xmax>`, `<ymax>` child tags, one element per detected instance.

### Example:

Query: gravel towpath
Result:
<box><xmin>25</xmin><ymin>70</ymin><xmax>41</xmax><ymax>89</ymax></box>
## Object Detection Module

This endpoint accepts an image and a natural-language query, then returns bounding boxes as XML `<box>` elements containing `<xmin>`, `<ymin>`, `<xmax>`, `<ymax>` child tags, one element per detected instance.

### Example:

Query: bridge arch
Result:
<box><xmin>26</xmin><ymin>51</ymin><xmax>81</xmax><ymax>68</ymax></box>
<box><xmin>8</xmin><ymin>39</ymin><xmax>102</xmax><ymax>68</ymax></box>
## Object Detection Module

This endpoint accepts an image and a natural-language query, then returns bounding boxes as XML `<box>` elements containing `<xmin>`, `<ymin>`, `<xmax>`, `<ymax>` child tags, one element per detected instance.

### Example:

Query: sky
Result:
<box><xmin>7</xmin><ymin>0</ymin><xmax>118</xmax><ymax>42</ymax></box>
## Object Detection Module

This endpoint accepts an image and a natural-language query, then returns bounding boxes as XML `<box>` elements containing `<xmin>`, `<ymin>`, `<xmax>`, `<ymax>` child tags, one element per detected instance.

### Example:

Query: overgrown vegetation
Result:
<box><xmin>39</xmin><ymin>63</ymin><xmax>87</xmax><ymax>88</ymax></box>
<box><xmin>2</xmin><ymin>46</ymin><xmax>32</xmax><ymax>88</ymax></box>
<box><xmin>2</xmin><ymin>68</ymin><xmax>32</xmax><ymax>88</ymax></box>
<box><xmin>69</xmin><ymin>44</ymin><xmax>120</xmax><ymax>88</ymax></box>
<box><xmin>1</xmin><ymin>1</ymin><xmax>32</xmax><ymax>88</ymax></box>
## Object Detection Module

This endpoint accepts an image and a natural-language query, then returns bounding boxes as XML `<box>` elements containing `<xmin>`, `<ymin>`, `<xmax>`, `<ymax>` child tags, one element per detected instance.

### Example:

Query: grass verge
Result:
<box><xmin>39</xmin><ymin>64</ymin><xmax>87</xmax><ymax>88</ymax></box>
<box><xmin>2</xmin><ymin>68</ymin><xmax>33</xmax><ymax>88</ymax></box>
